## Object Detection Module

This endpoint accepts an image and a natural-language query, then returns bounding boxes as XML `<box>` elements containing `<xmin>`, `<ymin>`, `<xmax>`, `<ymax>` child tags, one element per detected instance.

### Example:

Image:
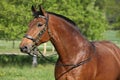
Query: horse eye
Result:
<box><xmin>37</xmin><ymin>23</ymin><xmax>42</xmax><ymax>27</ymax></box>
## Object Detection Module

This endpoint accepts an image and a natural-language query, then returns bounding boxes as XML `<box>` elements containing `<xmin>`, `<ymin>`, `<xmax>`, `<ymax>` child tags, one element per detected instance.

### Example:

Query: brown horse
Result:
<box><xmin>20</xmin><ymin>6</ymin><xmax>120</xmax><ymax>80</ymax></box>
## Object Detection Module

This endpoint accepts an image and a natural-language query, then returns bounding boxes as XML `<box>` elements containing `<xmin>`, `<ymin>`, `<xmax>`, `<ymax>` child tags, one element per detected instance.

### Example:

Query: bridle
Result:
<box><xmin>24</xmin><ymin>14</ymin><xmax>50</xmax><ymax>45</ymax></box>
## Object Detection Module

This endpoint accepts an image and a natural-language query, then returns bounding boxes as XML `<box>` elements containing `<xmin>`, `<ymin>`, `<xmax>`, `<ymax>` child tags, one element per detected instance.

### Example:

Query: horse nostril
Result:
<box><xmin>24</xmin><ymin>46</ymin><xmax>28</xmax><ymax>49</ymax></box>
<box><xmin>20</xmin><ymin>46</ymin><xmax>28</xmax><ymax>53</ymax></box>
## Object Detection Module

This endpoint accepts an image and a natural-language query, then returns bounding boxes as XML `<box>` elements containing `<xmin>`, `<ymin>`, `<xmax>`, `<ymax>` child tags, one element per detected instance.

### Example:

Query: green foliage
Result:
<box><xmin>43</xmin><ymin>0</ymin><xmax>108</xmax><ymax>40</ymax></box>
<box><xmin>0</xmin><ymin>0</ymin><xmax>108</xmax><ymax>40</ymax></box>
<box><xmin>105</xmin><ymin>0</ymin><xmax>120</xmax><ymax>27</ymax></box>
<box><xmin>104</xmin><ymin>0</ymin><xmax>120</xmax><ymax>37</ymax></box>
<box><xmin>0</xmin><ymin>54</ymin><xmax>57</xmax><ymax>66</ymax></box>
<box><xmin>111</xmin><ymin>15</ymin><xmax>120</xmax><ymax>38</ymax></box>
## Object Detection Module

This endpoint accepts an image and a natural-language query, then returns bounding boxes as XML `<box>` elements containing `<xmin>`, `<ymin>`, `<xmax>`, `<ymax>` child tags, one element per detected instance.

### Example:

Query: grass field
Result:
<box><xmin>0</xmin><ymin>54</ymin><xmax>57</xmax><ymax>80</ymax></box>
<box><xmin>104</xmin><ymin>30</ymin><xmax>120</xmax><ymax>47</ymax></box>
<box><xmin>0</xmin><ymin>40</ymin><xmax>54</xmax><ymax>54</ymax></box>
<box><xmin>0</xmin><ymin>40</ymin><xmax>56</xmax><ymax>80</ymax></box>
<box><xmin>0</xmin><ymin>64</ymin><xmax>55</xmax><ymax>80</ymax></box>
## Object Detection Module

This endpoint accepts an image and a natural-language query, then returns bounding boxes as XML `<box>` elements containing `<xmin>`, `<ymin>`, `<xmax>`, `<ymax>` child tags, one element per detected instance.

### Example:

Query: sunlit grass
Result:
<box><xmin>0</xmin><ymin>40</ymin><xmax>55</xmax><ymax>54</ymax></box>
<box><xmin>0</xmin><ymin>64</ymin><xmax>55</xmax><ymax>80</ymax></box>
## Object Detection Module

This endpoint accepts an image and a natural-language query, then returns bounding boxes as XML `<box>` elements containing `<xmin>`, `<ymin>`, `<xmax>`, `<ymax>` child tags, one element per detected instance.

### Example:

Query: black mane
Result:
<box><xmin>47</xmin><ymin>12</ymin><xmax>77</xmax><ymax>26</ymax></box>
<box><xmin>33</xmin><ymin>11</ymin><xmax>77</xmax><ymax>26</ymax></box>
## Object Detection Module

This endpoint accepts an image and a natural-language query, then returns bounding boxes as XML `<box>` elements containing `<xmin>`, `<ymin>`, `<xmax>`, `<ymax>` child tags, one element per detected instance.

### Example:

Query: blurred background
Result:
<box><xmin>0</xmin><ymin>0</ymin><xmax>120</xmax><ymax>80</ymax></box>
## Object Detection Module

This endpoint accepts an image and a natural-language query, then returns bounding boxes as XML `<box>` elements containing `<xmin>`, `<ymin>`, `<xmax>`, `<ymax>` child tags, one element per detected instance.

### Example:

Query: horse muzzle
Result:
<box><xmin>20</xmin><ymin>46</ymin><xmax>32</xmax><ymax>54</ymax></box>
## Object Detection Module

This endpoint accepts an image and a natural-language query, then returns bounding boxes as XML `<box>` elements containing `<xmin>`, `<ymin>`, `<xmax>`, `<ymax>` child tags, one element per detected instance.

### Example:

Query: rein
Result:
<box><xmin>29</xmin><ymin>46</ymin><xmax>93</xmax><ymax>80</ymax></box>
<box><xmin>56</xmin><ymin>42</ymin><xmax>96</xmax><ymax>80</ymax></box>
<box><xmin>28</xmin><ymin>47</ymin><xmax>56</xmax><ymax>64</ymax></box>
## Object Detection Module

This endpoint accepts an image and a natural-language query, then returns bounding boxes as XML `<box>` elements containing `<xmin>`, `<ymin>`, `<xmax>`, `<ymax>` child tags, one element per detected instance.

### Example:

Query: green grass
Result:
<box><xmin>103</xmin><ymin>30</ymin><xmax>120</xmax><ymax>47</ymax></box>
<box><xmin>104</xmin><ymin>30</ymin><xmax>120</xmax><ymax>41</ymax></box>
<box><xmin>0</xmin><ymin>64</ymin><xmax>55</xmax><ymax>80</ymax></box>
<box><xmin>0</xmin><ymin>40</ymin><xmax>54</xmax><ymax>54</ymax></box>
<box><xmin>0</xmin><ymin>40</ymin><xmax>22</xmax><ymax>53</ymax></box>
<box><xmin>0</xmin><ymin>54</ymin><xmax>57</xmax><ymax>80</ymax></box>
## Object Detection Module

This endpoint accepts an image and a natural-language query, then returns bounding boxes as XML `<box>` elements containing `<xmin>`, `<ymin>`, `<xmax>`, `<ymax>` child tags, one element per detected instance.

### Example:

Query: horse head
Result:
<box><xmin>20</xmin><ymin>5</ymin><xmax>51</xmax><ymax>54</ymax></box>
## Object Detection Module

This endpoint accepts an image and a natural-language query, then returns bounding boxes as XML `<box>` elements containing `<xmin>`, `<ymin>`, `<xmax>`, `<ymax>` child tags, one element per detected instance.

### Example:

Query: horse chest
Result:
<box><xmin>55</xmin><ymin>65</ymin><xmax>95</xmax><ymax>80</ymax></box>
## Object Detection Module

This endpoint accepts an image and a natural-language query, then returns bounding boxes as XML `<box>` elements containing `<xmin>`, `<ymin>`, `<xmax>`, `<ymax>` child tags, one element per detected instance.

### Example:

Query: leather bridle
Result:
<box><xmin>24</xmin><ymin>14</ymin><xmax>50</xmax><ymax>45</ymax></box>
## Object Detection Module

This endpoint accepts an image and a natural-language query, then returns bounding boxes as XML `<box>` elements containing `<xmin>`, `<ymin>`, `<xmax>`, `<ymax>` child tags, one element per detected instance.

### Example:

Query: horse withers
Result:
<box><xmin>20</xmin><ymin>5</ymin><xmax>120</xmax><ymax>80</ymax></box>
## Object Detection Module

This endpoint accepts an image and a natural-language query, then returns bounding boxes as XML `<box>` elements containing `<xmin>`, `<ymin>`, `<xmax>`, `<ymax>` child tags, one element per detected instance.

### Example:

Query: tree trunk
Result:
<box><xmin>12</xmin><ymin>40</ymin><xmax>15</xmax><ymax>48</ymax></box>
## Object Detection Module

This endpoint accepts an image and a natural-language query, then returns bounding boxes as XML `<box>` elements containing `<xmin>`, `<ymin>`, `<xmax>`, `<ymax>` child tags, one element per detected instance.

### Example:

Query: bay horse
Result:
<box><xmin>20</xmin><ymin>5</ymin><xmax>120</xmax><ymax>80</ymax></box>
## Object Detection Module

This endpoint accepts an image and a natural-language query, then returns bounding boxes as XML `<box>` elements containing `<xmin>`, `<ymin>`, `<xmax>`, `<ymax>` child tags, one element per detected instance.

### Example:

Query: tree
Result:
<box><xmin>0</xmin><ymin>0</ymin><xmax>108</xmax><ymax>41</ymax></box>
<box><xmin>103</xmin><ymin>0</ymin><xmax>120</xmax><ymax>37</ymax></box>
<box><xmin>43</xmin><ymin>0</ymin><xmax>108</xmax><ymax>40</ymax></box>
<box><xmin>0</xmin><ymin>0</ymin><xmax>31</xmax><ymax>48</ymax></box>
<box><xmin>0</xmin><ymin>0</ymin><xmax>33</xmax><ymax>39</ymax></box>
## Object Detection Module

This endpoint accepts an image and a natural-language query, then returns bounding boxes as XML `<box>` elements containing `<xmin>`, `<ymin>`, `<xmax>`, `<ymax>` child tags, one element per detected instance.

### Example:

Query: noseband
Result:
<box><xmin>24</xmin><ymin>14</ymin><xmax>50</xmax><ymax>44</ymax></box>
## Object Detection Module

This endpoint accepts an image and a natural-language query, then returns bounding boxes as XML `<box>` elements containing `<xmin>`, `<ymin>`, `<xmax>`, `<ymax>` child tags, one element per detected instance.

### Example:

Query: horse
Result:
<box><xmin>20</xmin><ymin>5</ymin><xmax>120</xmax><ymax>80</ymax></box>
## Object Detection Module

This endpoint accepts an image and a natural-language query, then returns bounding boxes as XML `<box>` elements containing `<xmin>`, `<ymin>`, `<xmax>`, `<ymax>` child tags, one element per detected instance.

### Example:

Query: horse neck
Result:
<box><xmin>49</xmin><ymin>14</ymin><xmax>93</xmax><ymax>64</ymax></box>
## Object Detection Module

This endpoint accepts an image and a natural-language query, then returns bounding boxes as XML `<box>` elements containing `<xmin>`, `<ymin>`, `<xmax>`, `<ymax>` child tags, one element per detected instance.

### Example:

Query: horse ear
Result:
<box><xmin>31</xmin><ymin>5</ymin><xmax>36</xmax><ymax>13</ymax></box>
<box><xmin>39</xmin><ymin>5</ymin><xmax>46</xmax><ymax>16</ymax></box>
